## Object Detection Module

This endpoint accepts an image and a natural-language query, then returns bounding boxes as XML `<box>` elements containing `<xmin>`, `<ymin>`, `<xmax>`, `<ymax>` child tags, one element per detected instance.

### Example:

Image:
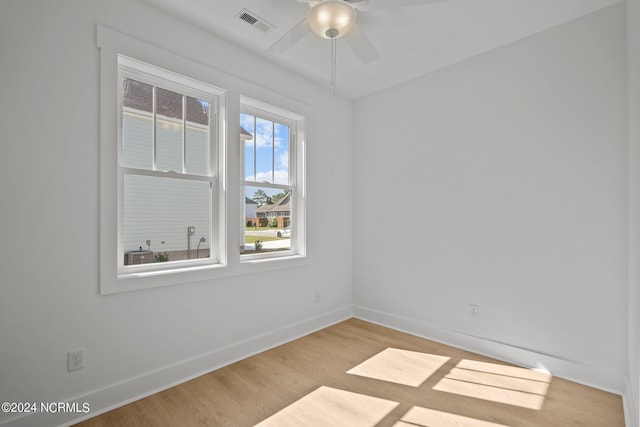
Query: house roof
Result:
<box><xmin>256</xmin><ymin>192</ymin><xmax>291</xmax><ymax>213</ymax></box>
<box><xmin>123</xmin><ymin>78</ymin><xmax>209</xmax><ymax>125</ymax></box>
<box><xmin>245</xmin><ymin>197</ymin><xmax>257</xmax><ymax>205</ymax></box>
<box><xmin>123</xmin><ymin>78</ymin><xmax>253</xmax><ymax>138</ymax></box>
<box><xmin>240</xmin><ymin>127</ymin><xmax>253</xmax><ymax>140</ymax></box>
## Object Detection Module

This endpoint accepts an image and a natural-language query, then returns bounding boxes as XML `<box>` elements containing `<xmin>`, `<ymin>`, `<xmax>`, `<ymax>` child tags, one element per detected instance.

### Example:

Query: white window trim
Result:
<box><xmin>239</xmin><ymin>96</ymin><xmax>306</xmax><ymax>262</ymax></box>
<box><xmin>117</xmin><ymin>55</ymin><xmax>224</xmax><ymax>278</ymax></box>
<box><xmin>97</xmin><ymin>26</ymin><xmax>309</xmax><ymax>295</ymax></box>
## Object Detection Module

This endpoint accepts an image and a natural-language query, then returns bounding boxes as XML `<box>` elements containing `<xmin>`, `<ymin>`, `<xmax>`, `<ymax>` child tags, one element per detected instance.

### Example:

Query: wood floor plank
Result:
<box><xmin>75</xmin><ymin>318</ymin><xmax>625</xmax><ymax>427</ymax></box>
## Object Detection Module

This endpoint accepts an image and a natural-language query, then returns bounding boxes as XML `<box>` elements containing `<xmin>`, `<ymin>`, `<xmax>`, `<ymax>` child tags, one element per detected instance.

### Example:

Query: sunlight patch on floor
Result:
<box><xmin>392</xmin><ymin>406</ymin><xmax>512</xmax><ymax>427</ymax></box>
<box><xmin>433</xmin><ymin>359</ymin><xmax>552</xmax><ymax>410</ymax></box>
<box><xmin>254</xmin><ymin>386</ymin><xmax>399</xmax><ymax>427</ymax></box>
<box><xmin>347</xmin><ymin>348</ymin><xmax>451</xmax><ymax>387</ymax></box>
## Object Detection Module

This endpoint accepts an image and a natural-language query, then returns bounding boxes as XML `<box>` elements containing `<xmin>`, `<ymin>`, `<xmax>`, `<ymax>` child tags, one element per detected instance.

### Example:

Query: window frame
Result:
<box><xmin>239</xmin><ymin>97</ymin><xmax>306</xmax><ymax>262</ymax></box>
<box><xmin>98</xmin><ymin>26</ymin><xmax>309</xmax><ymax>295</ymax></box>
<box><xmin>117</xmin><ymin>56</ymin><xmax>223</xmax><ymax>277</ymax></box>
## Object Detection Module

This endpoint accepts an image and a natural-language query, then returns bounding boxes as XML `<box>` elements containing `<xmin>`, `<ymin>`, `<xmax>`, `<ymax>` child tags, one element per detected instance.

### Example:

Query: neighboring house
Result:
<box><xmin>240</xmin><ymin>126</ymin><xmax>253</xmax><ymax>140</ymax></box>
<box><xmin>122</xmin><ymin>80</ymin><xmax>254</xmax><ymax>257</ymax></box>
<box><xmin>244</xmin><ymin>197</ymin><xmax>258</xmax><ymax>219</ymax></box>
<box><xmin>256</xmin><ymin>192</ymin><xmax>291</xmax><ymax>227</ymax></box>
<box><xmin>122</xmin><ymin>80</ymin><xmax>210</xmax><ymax>256</ymax></box>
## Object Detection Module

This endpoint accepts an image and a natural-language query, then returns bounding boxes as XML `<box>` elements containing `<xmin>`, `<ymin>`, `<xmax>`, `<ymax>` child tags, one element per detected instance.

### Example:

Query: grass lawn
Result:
<box><xmin>245</xmin><ymin>226</ymin><xmax>277</xmax><ymax>231</ymax></box>
<box><xmin>244</xmin><ymin>235</ymin><xmax>283</xmax><ymax>243</ymax></box>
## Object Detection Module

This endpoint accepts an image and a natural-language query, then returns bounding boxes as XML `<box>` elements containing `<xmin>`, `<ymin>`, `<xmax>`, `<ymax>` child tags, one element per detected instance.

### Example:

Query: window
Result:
<box><xmin>98</xmin><ymin>26</ymin><xmax>308</xmax><ymax>294</ymax></box>
<box><xmin>240</xmin><ymin>99</ymin><xmax>305</xmax><ymax>259</ymax></box>
<box><xmin>117</xmin><ymin>55</ymin><xmax>224</xmax><ymax>276</ymax></box>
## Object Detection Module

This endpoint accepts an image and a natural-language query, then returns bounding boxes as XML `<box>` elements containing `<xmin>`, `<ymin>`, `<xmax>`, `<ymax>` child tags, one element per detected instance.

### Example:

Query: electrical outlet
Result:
<box><xmin>68</xmin><ymin>350</ymin><xmax>83</xmax><ymax>372</ymax></box>
<box><xmin>469</xmin><ymin>304</ymin><xmax>480</xmax><ymax>320</ymax></box>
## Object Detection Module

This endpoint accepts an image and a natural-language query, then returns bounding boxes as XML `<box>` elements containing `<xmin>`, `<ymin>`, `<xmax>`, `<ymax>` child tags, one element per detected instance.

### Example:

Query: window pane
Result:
<box><xmin>123</xmin><ymin>174</ymin><xmax>211</xmax><ymax>263</ymax></box>
<box><xmin>242</xmin><ymin>114</ymin><xmax>290</xmax><ymax>185</ymax></box>
<box><xmin>156</xmin><ymin>88</ymin><xmax>183</xmax><ymax>172</ymax></box>
<box><xmin>274</xmin><ymin>122</ymin><xmax>290</xmax><ymax>185</ymax></box>
<box><xmin>242</xmin><ymin>185</ymin><xmax>291</xmax><ymax>254</ymax></box>
<box><xmin>122</xmin><ymin>78</ymin><xmax>153</xmax><ymax>169</ymax></box>
<box><xmin>254</xmin><ymin>117</ymin><xmax>274</xmax><ymax>183</ymax></box>
<box><xmin>185</xmin><ymin>97</ymin><xmax>209</xmax><ymax>175</ymax></box>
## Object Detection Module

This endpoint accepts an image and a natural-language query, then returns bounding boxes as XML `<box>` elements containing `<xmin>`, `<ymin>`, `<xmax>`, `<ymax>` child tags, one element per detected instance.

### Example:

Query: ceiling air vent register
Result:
<box><xmin>235</xmin><ymin>9</ymin><xmax>275</xmax><ymax>33</ymax></box>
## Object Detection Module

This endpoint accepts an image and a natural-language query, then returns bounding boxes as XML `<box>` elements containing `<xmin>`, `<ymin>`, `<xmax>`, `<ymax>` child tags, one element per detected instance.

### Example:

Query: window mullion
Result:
<box><xmin>182</xmin><ymin>94</ymin><xmax>187</xmax><ymax>174</ymax></box>
<box><xmin>152</xmin><ymin>86</ymin><xmax>158</xmax><ymax>171</ymax></box>
<box><xmin>253</xmin><ymin>115</ymin><xmax>257</xmax><ymax>181</ymax></box>
<box><xmin>240</xmin><ymin>180</ymin><xmax>291</xmax><ymax>192</ymax></box>
<box><xmin>122</xmin><ymin>167</ymin><xmax>213</xmax><ymax>182</ymax></box>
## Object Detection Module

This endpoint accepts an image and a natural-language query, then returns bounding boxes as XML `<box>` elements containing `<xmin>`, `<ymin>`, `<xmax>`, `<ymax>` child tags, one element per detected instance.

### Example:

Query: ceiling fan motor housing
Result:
<box><xmin>307</xmin><ymin>0</ymin><xmax>357</xmax><ymax>39</ymax></box>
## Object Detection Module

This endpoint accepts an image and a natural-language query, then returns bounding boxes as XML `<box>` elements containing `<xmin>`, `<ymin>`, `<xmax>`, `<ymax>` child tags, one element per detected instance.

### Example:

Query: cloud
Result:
<box><xmin>241</xmin><ymin>114</ymin><xmax>290</xmax><ymax>156</ymax></box>
<box><xmin>246</xmin><ymin>170</ymin><xmax>289</xmax><ymax>185</ymax></box>
<box><xmin>254</xmin><ymin>118</ymin><xmax>274</xmax><ymax>149</ymax></box>
<box><xmin>278</xmin><ymin>150</ymin><xmax>289</xmax><ymax>169</ymax></box>
<box><xmin>240</xmin><ymin>113</ymin><xmax>254</xmax><ymax>131</ymax></box>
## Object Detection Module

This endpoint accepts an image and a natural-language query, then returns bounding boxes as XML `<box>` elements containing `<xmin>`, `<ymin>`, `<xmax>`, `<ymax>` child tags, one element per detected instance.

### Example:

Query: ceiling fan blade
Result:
<box><xmin>355</xmin><ymin>0</ymin><xmax>445</xmax><ymax>11</ymax></box>
<box><xmin>343</xmin><ymin>23</ymin><xmax>379</xmax><ymax>64</ymax></box>
<box><xmin>345</xmin><ymin>0</ymin><xmax>370</xmax><ymax>7</ymax></box>
<box><xmin>269</xmin><ymin>19</ymin><xmax>311</xmax><ymax>54</ymax></box>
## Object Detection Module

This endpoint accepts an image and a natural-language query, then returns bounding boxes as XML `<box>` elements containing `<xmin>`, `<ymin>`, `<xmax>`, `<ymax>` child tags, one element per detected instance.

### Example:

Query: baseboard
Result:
<box><xmin>624</xmin><ymin>376</ymin><xmax>639</xmax><ymax>427</ymax></box>
<box><xmin>353</xmin><ymin>305</ymin><xmax>626</xmax><ymax>395</ymax></box>
<box><xmin>3</xmin><ymin>304</ymin><xmax>629</xmax><ymax>427</ymax></box>
<box><xmin>1</xmin><ymin>305</ymin><xmax>353</xmax><ymax>427</ymax></box>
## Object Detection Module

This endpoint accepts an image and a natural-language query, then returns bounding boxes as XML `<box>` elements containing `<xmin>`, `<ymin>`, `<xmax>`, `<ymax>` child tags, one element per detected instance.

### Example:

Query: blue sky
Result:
<box><xmin>241</xmin><ymin>112</ymin><xmax>289</xmax><ymax>199</ymax></box>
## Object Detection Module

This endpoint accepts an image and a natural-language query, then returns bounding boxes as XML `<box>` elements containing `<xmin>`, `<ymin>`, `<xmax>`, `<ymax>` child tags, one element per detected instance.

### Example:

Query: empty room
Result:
<box><xmin>1</xmin><ymin>0</ymin><xmax>639</xmax><ymax>426</ymax></box>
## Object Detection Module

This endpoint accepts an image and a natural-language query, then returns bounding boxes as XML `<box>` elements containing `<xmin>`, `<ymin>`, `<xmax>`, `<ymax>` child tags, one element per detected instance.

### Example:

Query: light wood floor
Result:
<box><xmin>75</xmin><ymin>318</ymin><xmax>625</xmax><ymax>427</ymax></box>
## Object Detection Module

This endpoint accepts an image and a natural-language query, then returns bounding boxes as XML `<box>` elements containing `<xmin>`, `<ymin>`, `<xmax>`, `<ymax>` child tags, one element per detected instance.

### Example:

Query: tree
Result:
<box><xmin>271</xmin><ymin>192</ymin><xmax>287</xmax><ymax>204</ymax></box>
<box><xmin>252</xmin><ymin>189</ymin><xmax>271</xmax><ymax>207</ymax></box>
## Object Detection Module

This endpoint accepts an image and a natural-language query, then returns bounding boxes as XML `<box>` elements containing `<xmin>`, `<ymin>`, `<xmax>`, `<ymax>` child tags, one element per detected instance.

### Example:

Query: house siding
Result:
<box><xmin>122</xmin><ymin>112</ymin><xmax>211</xmax><ymax>257</ymax></box>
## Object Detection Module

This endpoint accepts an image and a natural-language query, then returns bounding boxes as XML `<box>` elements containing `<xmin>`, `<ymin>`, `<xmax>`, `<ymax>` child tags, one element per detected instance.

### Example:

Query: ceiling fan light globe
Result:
<box><xmin>307</xmin><ymin>0</ymin><xmax>357</xmax><ymax>39</ymax></box>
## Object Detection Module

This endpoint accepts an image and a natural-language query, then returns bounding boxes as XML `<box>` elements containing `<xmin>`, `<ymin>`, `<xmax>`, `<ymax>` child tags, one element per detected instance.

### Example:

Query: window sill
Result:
<box><xmin>100</xmin><ymin>254</ymin><xmax>311</xmax><ymax>295</ymax></box>
<box><xmin>118</xmin><ymin>260</ymin><xmax>225</xmax><ymax>280</ymax></box>
<box><xmin>240</xmin><ymin>253</ymin><xmax>307</xmax><ymax>266</ymax></box>
<box><xmin>234</xmin><ymin>252</ymin><xmax>311</xmax><ymax>278</ymax></box>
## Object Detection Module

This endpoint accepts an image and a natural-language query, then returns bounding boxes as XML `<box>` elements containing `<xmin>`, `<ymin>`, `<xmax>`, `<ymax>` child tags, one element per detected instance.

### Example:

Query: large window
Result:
<box><xmin>98</xmin><ymin>26</ymin><xmax>308</xmax><ymax>294</ymax></box>
<box><xmin>117</xmin><ymin>55</ymin><xmax>223</xmax><ymax>276</ymax></box>
<box><xmin>240</xmin><ymin>99</ymin><xmax>305</xmax><ymax>259</ymax></box>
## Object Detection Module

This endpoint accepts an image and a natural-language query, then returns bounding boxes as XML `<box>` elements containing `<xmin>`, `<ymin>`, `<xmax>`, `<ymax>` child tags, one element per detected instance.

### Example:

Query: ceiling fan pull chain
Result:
<box><xmin>331</xmin><ymin>35</ymin><xmax>337</xmax><ymax>95</ymax></box>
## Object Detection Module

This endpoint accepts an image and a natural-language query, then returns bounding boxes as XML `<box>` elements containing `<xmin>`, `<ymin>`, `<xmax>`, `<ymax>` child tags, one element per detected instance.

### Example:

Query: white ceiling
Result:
<box><xmin>143</xmin><ymin>0</ymin><xmax>621</xmax><ymax>98</ymax></box>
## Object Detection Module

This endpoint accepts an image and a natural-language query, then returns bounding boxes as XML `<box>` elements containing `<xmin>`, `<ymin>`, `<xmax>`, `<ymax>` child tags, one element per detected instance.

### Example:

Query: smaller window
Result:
<box><xmin>240</xmin><ymin>98</ymin><xmax>305</xmax><ymax>259</ymax></box>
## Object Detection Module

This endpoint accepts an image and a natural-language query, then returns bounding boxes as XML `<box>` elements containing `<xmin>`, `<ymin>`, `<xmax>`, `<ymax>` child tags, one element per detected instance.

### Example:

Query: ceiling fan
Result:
<box><xmin>270</xmin><ymin>0</ymin><xmax>445</xmax><ymax>64</ymax></box>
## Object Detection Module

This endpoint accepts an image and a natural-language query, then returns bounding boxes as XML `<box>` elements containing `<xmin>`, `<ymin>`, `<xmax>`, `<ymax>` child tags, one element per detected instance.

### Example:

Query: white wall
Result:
<box><xmin>0</xmin><ymin>1</ymin><xmax>352</xmax><ymax>425</ymax></box>
<box><xmin>628</xmin><ymin>0</ymin><xmax>640</xmax><ymax>423</ymax></box>
<box><xmin>0</xmin><ymin>0</ymin><xmax>634</xmax><ymax>425</ymax></box>
<box><xmin>353</xmin><ymin>4</ymin><xmax>628</xmax><ymax>392</ymax></box>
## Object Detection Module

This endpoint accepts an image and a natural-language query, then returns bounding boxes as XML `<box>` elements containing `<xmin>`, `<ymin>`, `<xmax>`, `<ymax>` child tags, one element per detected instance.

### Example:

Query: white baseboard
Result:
<box><xmin>1</xmin><ymin>305</ymin><xmax>353</xmax><ymax>427</ymax></box>
<box><xmin>3</xmin><ymin>304</ymin><xmax>630</xmax><ymax>427</ymax></box>
<box><xmin>624</xmin><ymin>376</ymin><xmax>639</xmax><ymax>427</ymax></box>
<box><xmin>353</xmin><ymin>305</ymin><xmax>626</xmax><ymax>395</ymax></box>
